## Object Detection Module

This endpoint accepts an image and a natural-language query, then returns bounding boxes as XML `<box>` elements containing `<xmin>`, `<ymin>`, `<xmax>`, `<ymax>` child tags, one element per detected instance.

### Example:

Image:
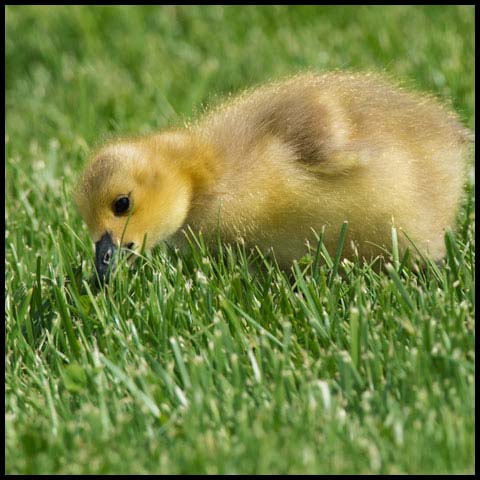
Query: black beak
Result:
<box><xmin>95</xmin><ymin>232</ymin><xmax>116</xmax><ymax>284</ymax></box>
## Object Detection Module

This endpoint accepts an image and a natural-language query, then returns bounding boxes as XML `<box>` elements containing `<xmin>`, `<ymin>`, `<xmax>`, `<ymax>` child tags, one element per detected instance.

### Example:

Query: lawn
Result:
<box><xmin>5</xmin><ymin>5</ymin><xmax>475</xmax><ymax>474</ymax></box>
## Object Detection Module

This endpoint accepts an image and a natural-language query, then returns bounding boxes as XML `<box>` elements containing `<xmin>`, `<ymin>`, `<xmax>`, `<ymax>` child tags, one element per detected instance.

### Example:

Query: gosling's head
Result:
<box><xmin>76</xmin><ymin>134</ymin><xmax>196</xmax><ymax>282</ymax></box>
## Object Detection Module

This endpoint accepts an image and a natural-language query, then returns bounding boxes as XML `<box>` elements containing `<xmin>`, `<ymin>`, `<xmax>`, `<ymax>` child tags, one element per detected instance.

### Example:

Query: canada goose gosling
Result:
<box><xmin>76</xmin><ymin>72</ymin><xmax>471</xmax><ymax>282</ymax></box>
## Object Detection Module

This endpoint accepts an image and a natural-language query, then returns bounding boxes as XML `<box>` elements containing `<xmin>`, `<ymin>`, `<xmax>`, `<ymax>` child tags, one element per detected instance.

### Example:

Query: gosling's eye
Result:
<box><xmin>113</xmin><ymin>196</ymin><xmax>131</xmax><ymax>216</ymax></box>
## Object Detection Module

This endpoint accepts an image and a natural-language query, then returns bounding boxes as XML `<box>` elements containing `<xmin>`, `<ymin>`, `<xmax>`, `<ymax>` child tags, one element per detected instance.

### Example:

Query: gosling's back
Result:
<box><xmin>181</xmin><ymin>72</ymin><xmax>470</xmax><ymax>265</ymax></box>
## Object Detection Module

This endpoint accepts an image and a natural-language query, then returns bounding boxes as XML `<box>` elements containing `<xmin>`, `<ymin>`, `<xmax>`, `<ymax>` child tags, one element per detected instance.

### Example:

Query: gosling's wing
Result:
<box><xmin>199</xmin><ymin>74</ymin><xmax>361</xmax><ymax>175</ymax></box>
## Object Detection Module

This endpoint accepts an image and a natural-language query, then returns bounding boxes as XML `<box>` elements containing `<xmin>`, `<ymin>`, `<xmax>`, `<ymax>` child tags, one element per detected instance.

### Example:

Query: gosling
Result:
<box><xmin>76</xmin><ymin>72</ymin><xmax>471</xmax><ymax>281</ymax></box>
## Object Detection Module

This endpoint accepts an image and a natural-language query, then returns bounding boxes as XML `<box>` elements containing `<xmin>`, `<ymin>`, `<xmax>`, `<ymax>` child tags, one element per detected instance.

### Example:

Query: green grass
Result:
<box><xmin>5</xmin><ymin>5</ymin><xmax>475</xmax><ymax>474</ymax></box>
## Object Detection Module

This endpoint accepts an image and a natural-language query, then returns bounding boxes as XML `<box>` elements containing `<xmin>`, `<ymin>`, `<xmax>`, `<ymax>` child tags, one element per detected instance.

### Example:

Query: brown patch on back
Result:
<box><xmin>254</xmin><ymin>88</ymin><xmax>332</xmax><ymax>165</ymax></box>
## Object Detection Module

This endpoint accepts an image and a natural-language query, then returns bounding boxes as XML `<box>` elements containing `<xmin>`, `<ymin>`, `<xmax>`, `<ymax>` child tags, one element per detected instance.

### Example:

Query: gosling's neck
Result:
<box><xmin>149</xmin><ymin>129</ymin><xmax>222</xmax><ymax>194</ymax></box>
<box><xmin>148</xmin><ymin>129</ymin><xmax>225</xmax><ymax>242</ymax></box>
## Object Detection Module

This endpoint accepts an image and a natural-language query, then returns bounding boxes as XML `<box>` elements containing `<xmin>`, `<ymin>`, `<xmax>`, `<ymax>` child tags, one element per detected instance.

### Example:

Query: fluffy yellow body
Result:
<box><xmin>77</xmin><ymin>72</ymin><xmax>470</xmax><ymax>269</ymax></box>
